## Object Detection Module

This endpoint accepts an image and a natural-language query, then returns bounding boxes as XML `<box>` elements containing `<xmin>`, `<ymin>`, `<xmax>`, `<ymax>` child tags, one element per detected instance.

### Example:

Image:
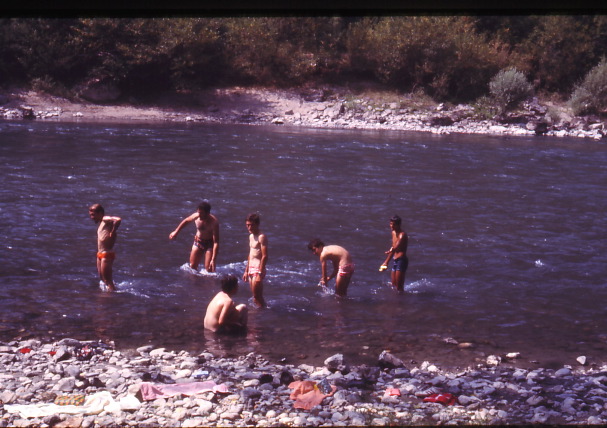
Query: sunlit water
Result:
<box><xmin>1</xmin><ymin>120</ymin><xmax>606</xmax><ymax>369</ymax></box>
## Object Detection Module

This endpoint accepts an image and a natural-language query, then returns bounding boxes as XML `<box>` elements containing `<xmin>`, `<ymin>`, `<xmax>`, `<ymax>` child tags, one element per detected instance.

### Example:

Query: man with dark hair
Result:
<box><xmin>379</xmin><ymin>214</ymin><xmax>409</xmax><ymax>292</ymax></box>
<box><xmin>243</xmin><ymin>213</ymin><xmax>268</xmax><ymax>308</ymax></box>
<box><xmin>169</xmin><ymin>201</ymin><xmax>219</xmax><ymax>272</ymax></box>
<box><xmin>308</xmin><ymin>239</ymin><xmax>354</xmax><ymax>297</ymax></box>
<box><xmin>89</xmin><ymin>203</ymin><xmax>121</xmax><ymax>292</ymax></box>
<box><xmin>204</xmin><ymin>275</ymin><xmax>248</xmax><ymax>333</ymax></box>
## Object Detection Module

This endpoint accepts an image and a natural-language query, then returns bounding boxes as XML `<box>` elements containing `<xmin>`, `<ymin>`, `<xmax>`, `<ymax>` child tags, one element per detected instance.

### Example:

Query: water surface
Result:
<box><xmin>1</xmin><ymin>120</ymin><xmax>606</xmax><ymax>369</ymax></box>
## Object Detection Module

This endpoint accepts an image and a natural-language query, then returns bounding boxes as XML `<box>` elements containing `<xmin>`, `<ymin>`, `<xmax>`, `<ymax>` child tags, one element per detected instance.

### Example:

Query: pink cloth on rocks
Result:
<box><xmin>139</xmin><ymin>381</ymin><xmax>229</xmax><ymax>401</ymax></box>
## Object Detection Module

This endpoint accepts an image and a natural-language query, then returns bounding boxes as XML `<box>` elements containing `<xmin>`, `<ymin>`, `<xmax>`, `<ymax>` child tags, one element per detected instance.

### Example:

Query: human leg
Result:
<box><xmin>335</xmin><ymin>273</ymin><xmax>351</xmax><ymax>297</ymax></box>
<box><xmin>250</xmin><ymin>275</ymin><xmax>266</xmax><ymax>308</ymax></box>
<box><xmin>204</xmin><ymin>248</ymin><xmax>215</xmax><ymax>272</ymax></box>
<box><xmin>189</xmin><ymin>245</ymin><xmax>204</xmax><ymax>270</ymax></box>
<box><xmin>99</xmin><ymin>258</ymin><xmax>116</xmax><ymax>292</ymax></box>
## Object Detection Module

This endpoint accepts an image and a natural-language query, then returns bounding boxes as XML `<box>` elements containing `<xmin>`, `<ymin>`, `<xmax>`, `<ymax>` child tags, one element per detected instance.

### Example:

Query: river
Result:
<box><xmin>1</xmin><ymin>120</ymin><xmax>606</xmax><ymax>369</ymax></box>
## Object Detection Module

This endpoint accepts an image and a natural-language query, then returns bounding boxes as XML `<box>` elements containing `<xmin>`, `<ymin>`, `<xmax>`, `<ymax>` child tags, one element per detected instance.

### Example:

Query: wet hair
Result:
<box><xmin>221</xmin><ymin>274</ymin><xmax>238</xmax><ymax>293</ymax></box>
<box><xmin>246</xmin><ymin>213</ymin><xmax>260</xmax><ymax>224</ymax></box>
<box><xmin>307</xmin><ymin>238</ymin><xmax>324</xmax><ymax>251</ymax></box>
<box><xmin>390</xmin><ymin>215</ymin><xmax>402</xmax><ymax>226</ymax></box>
<box><xmin>89</xmin><ymin>204</ymin><xmax>104</xmax><ymax>214</ymax></box>
<box><xmin>197</xmin><ymin>201</ymin><xmax>211</xmax><ymax>214</ymax></box>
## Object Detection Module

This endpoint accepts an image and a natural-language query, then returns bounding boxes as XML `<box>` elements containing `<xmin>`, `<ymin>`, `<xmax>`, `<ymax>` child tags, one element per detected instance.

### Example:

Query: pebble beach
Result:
<box><xmin>2</xmin><ymin>338</ymin><xmax>607</xmax><ymax>427</ymax></box>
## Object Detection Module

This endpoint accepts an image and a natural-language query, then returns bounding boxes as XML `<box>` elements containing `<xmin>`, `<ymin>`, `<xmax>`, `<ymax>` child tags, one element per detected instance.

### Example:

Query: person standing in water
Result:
<box><xmin>308</xmin><ymin>238</ymin><xmax>354</xmax><ymax>297</ymax></box>
<box><xmin>169</xmin><ymin>201</ymin><xmax>219</xmax><ymax>272</ymax></box>
<box><xmin>243</xmin><ymin>213</ymin><xmax>268</xmax><ymax>308</ymax></box>
<box><xmin>89</xmin><ymin>204</ymin><xmax>122</xmax><ymax>292</ymax></box>
<box><xmin>379</xmin><ymin>214</ymin><xmax>409</xmax><ymax>292</ymax></box>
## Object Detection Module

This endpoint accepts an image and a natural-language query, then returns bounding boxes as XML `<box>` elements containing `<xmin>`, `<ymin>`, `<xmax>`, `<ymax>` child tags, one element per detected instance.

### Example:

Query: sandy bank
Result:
<box><xmin>1</xmin><ymin>87</ymin><xmax>605</xmax><ymax>141</ymax></box>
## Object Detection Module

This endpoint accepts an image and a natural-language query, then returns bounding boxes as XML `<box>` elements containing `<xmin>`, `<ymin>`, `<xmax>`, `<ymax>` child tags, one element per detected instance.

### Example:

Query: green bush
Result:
<box><xmin>489</xmin><ymin>68</ymin><xmax>533</xmax><ymax>113</ymax></box>
<box><xmin>569</xmin><ymin>58</ymin><xmax>607</xmax><ymax>116</ymax></box>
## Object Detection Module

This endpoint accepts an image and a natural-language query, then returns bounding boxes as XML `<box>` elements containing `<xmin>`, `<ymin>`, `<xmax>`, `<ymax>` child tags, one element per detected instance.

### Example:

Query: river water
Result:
<box><xmin>1</xmin><ymin>120</ymin><xmax>606</xmax><ymax>369</ymax></box>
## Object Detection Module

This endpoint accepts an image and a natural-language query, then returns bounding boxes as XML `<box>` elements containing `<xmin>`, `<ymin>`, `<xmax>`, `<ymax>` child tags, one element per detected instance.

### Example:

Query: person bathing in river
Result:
<box><xmin>243</xmin><ymin>213</ymin><xmax>268</xmax><ymax>308</ymax></box>
<box><xmin>379</xmin><ymin>214</ymin><xmax>409</xmax><ymax>292</ymax></box>
<box><xmin>308</xmin><ymin>238</ymin><xmax>354</xmax><ymax>297</ymax></box>
<box><xmin>89</xmin><ymin>204</ymin><xmax>121</xmax><ymax>292</ymax></box>
<box><xmin>169</xmin><ymin>201</ymin><xmax>219</xmax><ymax>272</ymax></box>
<box><xmin>204</xmin><ymin>275</ymin><xmax>248</xmax><ymax>334</ymax></box>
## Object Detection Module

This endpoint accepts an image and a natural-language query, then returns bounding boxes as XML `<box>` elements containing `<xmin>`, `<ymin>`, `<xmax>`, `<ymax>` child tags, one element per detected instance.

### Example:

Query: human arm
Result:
<box><xmin>380</xmin><ymin>248</ymin><xmax>394</xmax><ymax>270</ymax></box>
<box><xmin>104</xmin><ymin>216</ymin><xmax>122</xmax><ymax>237</ymax></box>
<box><xmin>209</xmin><ymin>221</ymin><xmax>220</xmax><ymax>272</ymax></box>
<box><xmin>169</xmin><ymin>213</ymin><xmax>196</xmax><ymax>240</ymax></box>
<box><xmin>258</xmin><ymin>234</ymin><xmax>268</xmax><ymax>279</ymax></box>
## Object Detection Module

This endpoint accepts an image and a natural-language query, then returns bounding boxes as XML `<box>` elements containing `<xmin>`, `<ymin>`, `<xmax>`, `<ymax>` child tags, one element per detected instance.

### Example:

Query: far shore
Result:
<box><xmin>1</xmin><ymin>86</ymin><xmax>606</xmax><ymax>141</ymax></box>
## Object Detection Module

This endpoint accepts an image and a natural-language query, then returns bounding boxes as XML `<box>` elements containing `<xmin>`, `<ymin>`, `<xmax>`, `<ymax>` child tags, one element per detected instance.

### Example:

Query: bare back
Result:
<box><xmin>321</xmin><ymin>245</ymin><xmax>352</xmax><ymax>267</ymax></box>
<box><xmin>97</xmin><ymin>219</ymin><xmax>117</xmax><ymax>252</ymax></box>
<box><xmin>392</xmin><ymin>229</ymin><xmax>408</xmax><ymax>259</ymax></box>
<box><xmin>204</xmin><ymin>291</ymin><xmax>240</xmax><ymax>332</ymax></box>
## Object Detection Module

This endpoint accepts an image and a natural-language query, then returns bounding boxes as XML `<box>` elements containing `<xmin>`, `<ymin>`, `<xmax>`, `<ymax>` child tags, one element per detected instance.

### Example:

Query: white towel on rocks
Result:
<box><xmin>4</xmin><ymin>391</ymin><xmax>120</xmax><ymax>418</ymax></box>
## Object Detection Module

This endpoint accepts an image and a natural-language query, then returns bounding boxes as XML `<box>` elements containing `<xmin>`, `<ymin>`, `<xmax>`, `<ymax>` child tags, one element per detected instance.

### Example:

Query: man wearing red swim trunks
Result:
<box><xmin>308</xmin><ymin>239</ymin><xmax>354</xmax><ymax>297</ymax></box>
<box><xmin>89</xmin><ymin>204</ymin><xmax>121</xmax><ymax>292</ymax></box>
<box><xmin>169</xmin><ymin>201</ymin><xmax>219</xmax><ymax>272</ymax></box>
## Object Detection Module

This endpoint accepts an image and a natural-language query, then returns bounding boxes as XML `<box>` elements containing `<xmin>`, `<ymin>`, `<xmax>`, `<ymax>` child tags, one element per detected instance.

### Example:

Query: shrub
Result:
<box><xmin>569</xmin><ymin>58</ymin><xmax>607</xmax><ymax>116</ymax></box>
<box><xmin>489</xmin><ymin>68</ymin><xmax>534</xmax><ymax>113</ymax></box>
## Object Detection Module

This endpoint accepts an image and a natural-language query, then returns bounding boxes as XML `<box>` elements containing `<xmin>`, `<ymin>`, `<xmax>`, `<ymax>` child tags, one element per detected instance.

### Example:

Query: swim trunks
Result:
<box><xmin>392</xmin><ymin>256</ymin><xmax>409</xmax><ymax>272</ymax></box>
<box><xmin>194</xmin><ymin>236</ymin><xmax>213</xmax><ymax>251</ymax></box>
<box><xmin>338</xmin><ymin>263</ymin><xmax>355</xmax><ymax>277</ymax></box>
<box><xmin>247</xmin><ymin>265</ymin><xmax>262</xmax><ymax>277</ymax></box>
<box><xmin>97</xmin><ymin>251</ymin><xmax>115</xmax><ymax>261</ymax></box>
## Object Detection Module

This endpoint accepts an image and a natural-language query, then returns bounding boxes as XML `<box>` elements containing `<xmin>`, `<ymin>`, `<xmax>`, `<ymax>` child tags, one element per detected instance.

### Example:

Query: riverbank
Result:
<box><xmin>1</xmin><ymin>338</ymin><xmax>607</xmax><ymax>427</ymax></box>
<box><xmin>1</xmin><ymin>86</ymin><xmax>605</xmax><ymax>140</ymax></box>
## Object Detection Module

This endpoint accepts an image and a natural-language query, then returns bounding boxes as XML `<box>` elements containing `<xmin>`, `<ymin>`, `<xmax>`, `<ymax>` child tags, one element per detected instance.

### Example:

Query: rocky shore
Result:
<box><xmin>1</xmin><ymin>87</ymin><xmax>606</xmax><ymax>141</ymax></box>
<box><xmin>2</xmin><ymin>338</ymin><xmax>607</xmax><ymax>427</ymax></box>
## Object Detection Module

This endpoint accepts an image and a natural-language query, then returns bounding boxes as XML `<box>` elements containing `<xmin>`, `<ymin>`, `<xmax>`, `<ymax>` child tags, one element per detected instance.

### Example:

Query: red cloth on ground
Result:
<box><xmin>288</xmin><ymin>380</ymin><xmax>337</xmax><ymax>410</ymax></box>
<box><xmin>423</xmin><ymin>393</ymin><xmax>457</xmax><ymax>406</ymax></box>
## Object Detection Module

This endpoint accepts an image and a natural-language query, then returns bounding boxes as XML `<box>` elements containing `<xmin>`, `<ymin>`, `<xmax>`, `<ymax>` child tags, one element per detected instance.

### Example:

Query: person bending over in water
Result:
<box><xmin>169</xmin><ymin>201</ymin><xmax>219</xmax><ymax>272</ymax></box>
<box><xmin>89</xmin><ymin>204</ymin><xmax>121</xmax><ymax>292</ymax></box>
<box><xmin>308</xmin><ymin>238</ymin><xmax>354</xmax><ymax>297</ymax></box>
<box><xmin>204</xmin><ymin>275</ymin><xmax>248</xmax><ymax>334</ymax></box>
<box><xmin>243</xmin><ymin>213</ymin><xmax>268</xmax><ymax>308</ymax></box>
<box><xmin>379</xmin><ymin>214</ymin><xmax>409</xmax><ymax>292</ymax></box>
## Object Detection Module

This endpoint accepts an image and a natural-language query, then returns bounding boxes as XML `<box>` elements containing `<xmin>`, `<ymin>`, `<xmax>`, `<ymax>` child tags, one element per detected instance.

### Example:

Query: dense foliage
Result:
<box><xmin>1</xmin><ymin>16</ymin><xmax>606</xmax><ymax>110</ymax></box>
<box><xmin>569</xmin><ymin>58</ymin><xmax>607</xmax><ymax>116</ymax></box>
<box><xmin>489</xmin><ymin>68</ymin><xmax>534</xmax><ymax>114</ymax></box>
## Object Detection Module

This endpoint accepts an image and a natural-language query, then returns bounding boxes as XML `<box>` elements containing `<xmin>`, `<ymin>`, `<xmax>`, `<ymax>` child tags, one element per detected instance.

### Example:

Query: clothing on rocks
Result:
<box><xmin>288</xmin><ymin>380</ymin><xmax>337</xmax><ymax>410</ymax></box>
<box><xmin>138</xmin><ymin>380</ymin><xmax>229</xmax><ymax>401</ymax></box>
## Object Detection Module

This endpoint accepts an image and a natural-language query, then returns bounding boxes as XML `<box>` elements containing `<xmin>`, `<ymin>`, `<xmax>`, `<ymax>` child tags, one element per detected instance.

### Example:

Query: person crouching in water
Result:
<box><xmin>308</xmin><ymin>238</ymin><xmax>354</xmax><ymax>297</ymax></box>
<box><xmin>204</xmin><ymin>275</ymin><xmax>248</xmax><ymax>334</ymax></box>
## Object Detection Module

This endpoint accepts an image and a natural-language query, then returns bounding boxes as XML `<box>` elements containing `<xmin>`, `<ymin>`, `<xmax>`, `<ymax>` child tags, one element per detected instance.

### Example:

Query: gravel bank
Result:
<box><xmin>2</xmin><ymin>338</ymin><xmax>607</xmax><ymax>427</ymax></box>
<box><xmin>1</xmin><ymin>87</ymin><xmax>605</xmax><ymax>141</ymax></box>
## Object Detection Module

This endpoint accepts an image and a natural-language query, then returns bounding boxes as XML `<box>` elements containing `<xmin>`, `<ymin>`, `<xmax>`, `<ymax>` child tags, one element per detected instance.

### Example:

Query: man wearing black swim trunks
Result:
<box><xmin>169</xmin><ymin>201</ymin><xmax>219</xmax><ymax>272</ymax></box>
<box><xmin>379</xmin><ymin>215</ymin><xmax>409</xmax><ymax>292</ymax></box>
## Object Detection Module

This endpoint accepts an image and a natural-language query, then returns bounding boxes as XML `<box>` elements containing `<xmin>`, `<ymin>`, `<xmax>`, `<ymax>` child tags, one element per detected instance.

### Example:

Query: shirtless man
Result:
<box><xmin>379</xmin><ymin>215</ymin><xmax>409</xmax><ymax>292</ymax></box>
<box><xmin>243</xmin><ymin>213</ymin><xmax>268</xmax><ymax>308</ymax></box>
<box><xmin>308</xmin><ymin>238</ymin><xmax>354</xmax><ymax>297</ymax></box>
<box><xmin>169</xmin><ymin>201</ymin><xmax>219</xmax><ymax>272</ymax></box>
<box><xmin>89</xmin><ymin>204</ymin><xmax>122</xmax><ymax>292</ymax></box>
<box><xmin>204</xmin><ymin>275</ymin><xmax>248</xmax><ymax>334</ymax></box>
